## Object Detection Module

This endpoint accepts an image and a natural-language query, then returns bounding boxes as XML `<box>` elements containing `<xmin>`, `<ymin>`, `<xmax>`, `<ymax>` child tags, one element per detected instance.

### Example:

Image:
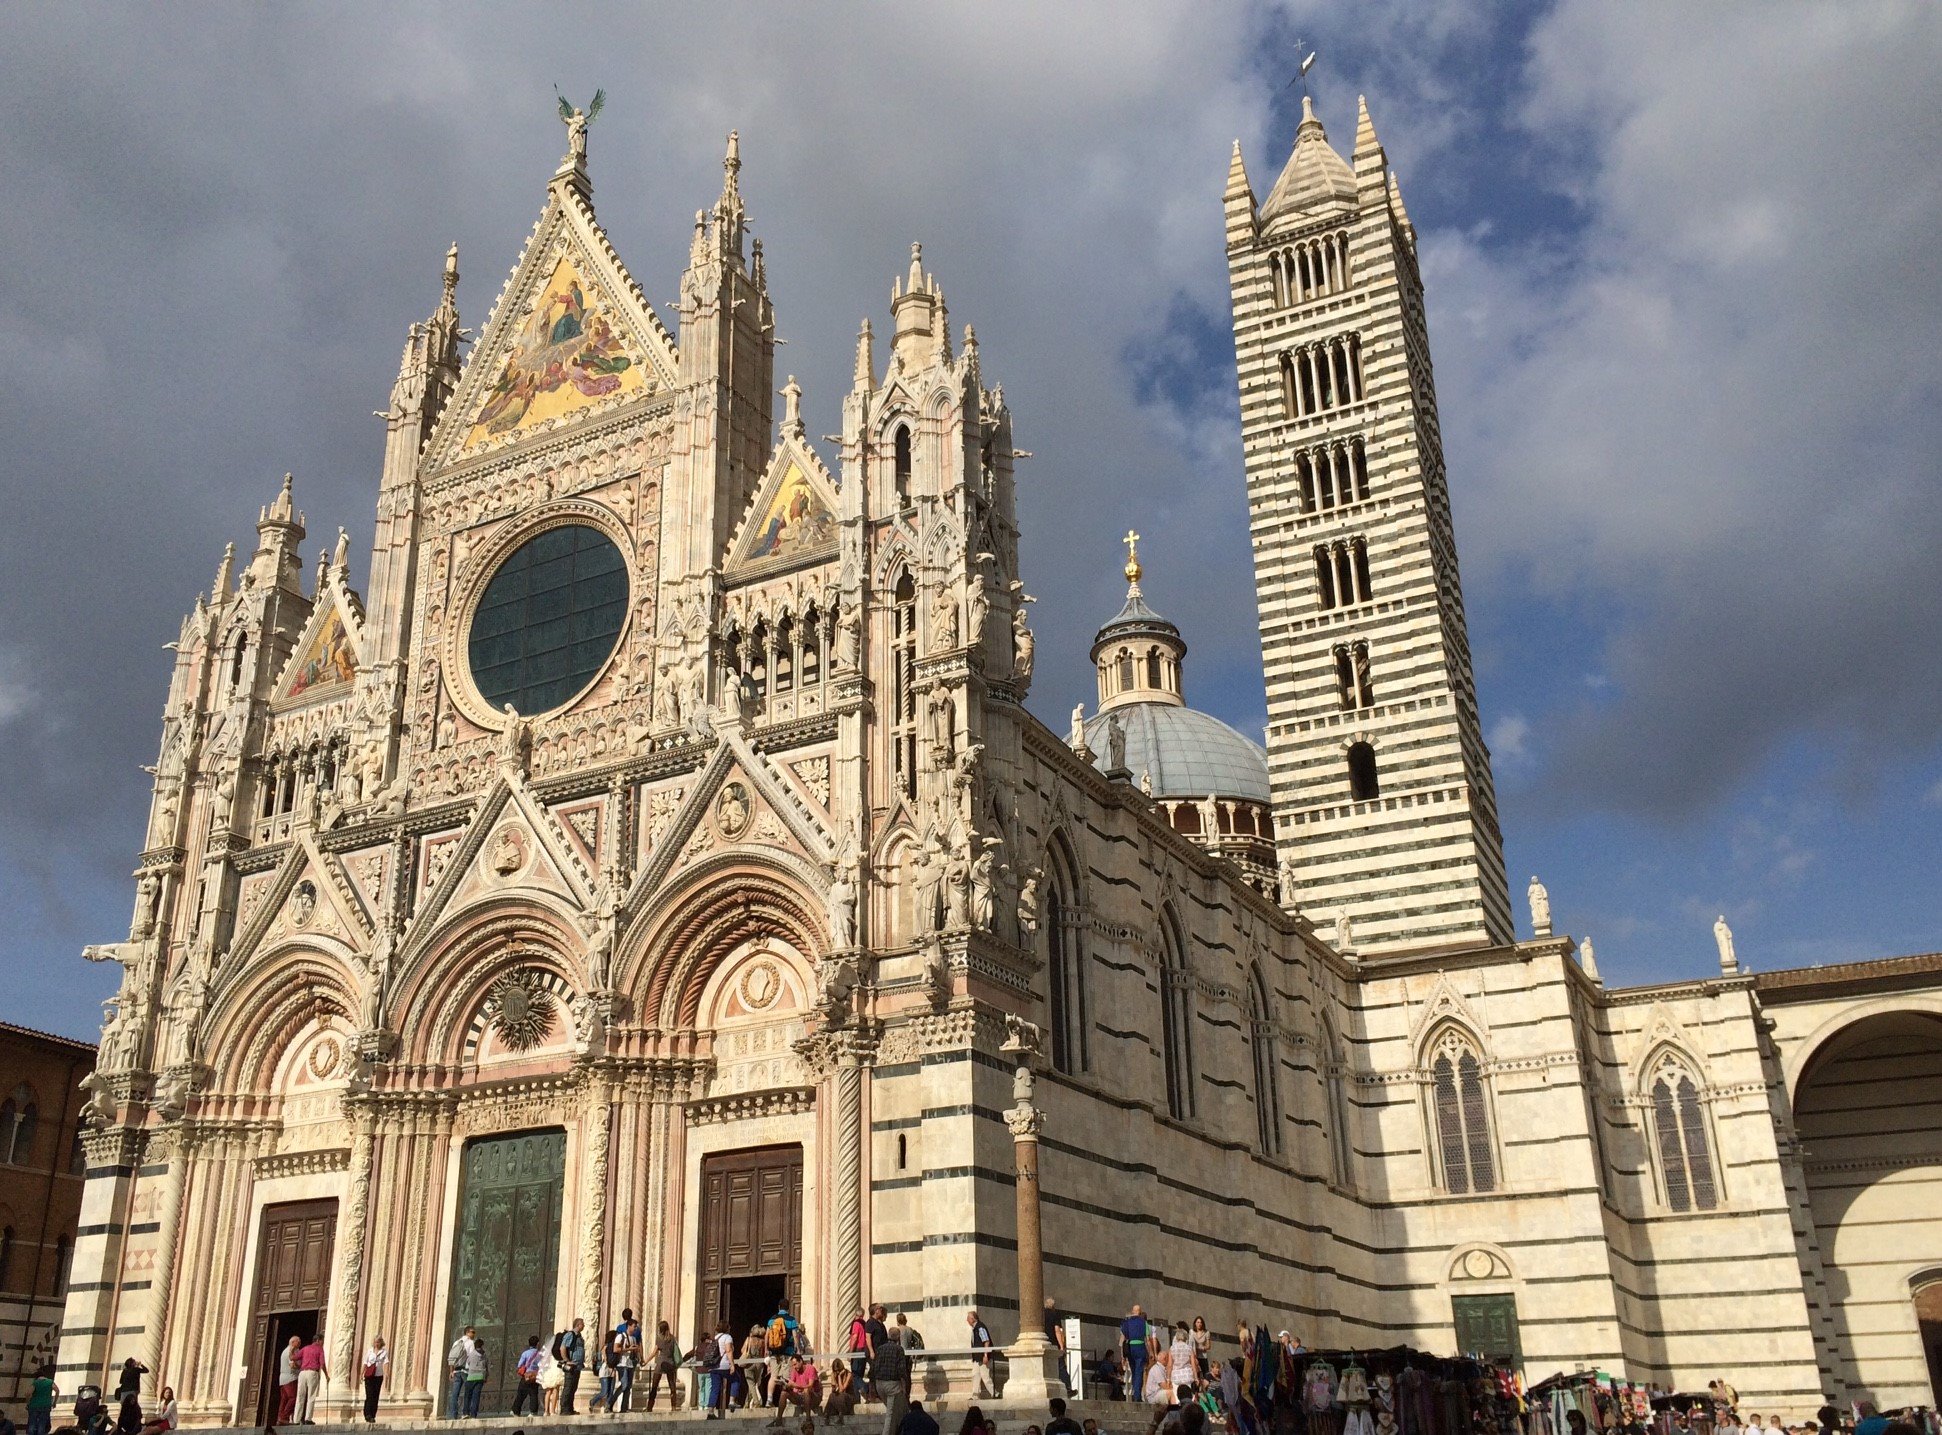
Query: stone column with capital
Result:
<box><xmin>1000</xmin><ymin>1018</ymin><xmax>1060</xmax><ymax>1400</ymax></box>
<box><xmin>328</xmin><ymin>1109</ymin><xmax>378</xmax><ymax>1415</ymax></box>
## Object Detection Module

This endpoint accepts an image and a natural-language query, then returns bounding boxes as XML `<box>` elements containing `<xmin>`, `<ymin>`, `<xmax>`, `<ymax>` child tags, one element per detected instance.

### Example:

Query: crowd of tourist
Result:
<box><xmin>9</xmin><ymin>1315</ymin><xmax>1938</xmax><ymax>1435</ymax></box>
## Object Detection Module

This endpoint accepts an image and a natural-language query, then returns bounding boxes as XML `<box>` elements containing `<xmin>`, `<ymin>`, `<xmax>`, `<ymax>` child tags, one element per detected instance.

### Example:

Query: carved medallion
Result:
<box><xmin>715</xmin><ymin>782</ymin><xmax>752</xmax><ymax>839</ymax></box>
<box><xmin>291</xmin><ymin>880</ymin><xmax>318</xmax><ymax>928</ymax></box>
<box><xmin>309</xmin><ymin>1036</ymin><xmax>342</xmax><ymax>1079</ymax></box>
<box><xmin>486</xmin><ymin>968</ymin><xmax>556</xmax><ymax>1051</ymax></box>
<box><xmin>739</xmin><ymin>960</ymin><xmax>781</xmax><ymax>1012</ymax></box>
<box><xmin>490</xmin><ymin>827</ymin><xmax>527</xmax><ymax>877</ymax></box>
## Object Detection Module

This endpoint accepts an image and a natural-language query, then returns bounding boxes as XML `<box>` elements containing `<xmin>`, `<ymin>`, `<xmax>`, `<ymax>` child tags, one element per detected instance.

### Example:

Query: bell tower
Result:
<box><xmin>1225</xmin><ymin>95</ymin><xmax>1513</xmax><ymax>954</ymax></box>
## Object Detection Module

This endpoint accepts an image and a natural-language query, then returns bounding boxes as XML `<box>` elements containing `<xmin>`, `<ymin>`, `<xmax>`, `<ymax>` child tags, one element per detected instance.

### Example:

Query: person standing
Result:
<box><xmin>512</xmin><ymin>1336</ymin><xmax>544</xmax><ymax>1415</ymax></box>
<box><xmin>462</xmin><ymin>1339</ymin><xmax>488</xmax><ymax>1418</ymax></box>
<box><xmin>557</xmin><ymin>1318</ymin><xmax>588</xmax><ymax>1415</ymax></box>
<box><xmin>26</xmin><ymin>1364</ymin><xmax>58</xmax><ymax>1435</ymax></box>
<box><xmin>361</xmin><ymin>1336</ymin><xmax>389</xmax><ymax>1423</ymax></box>
<box><xmin>294</xmin><ymin>1333</ymin><xmax>329</xmax><ymax>1424</ymax></box>
<box><xmin>1044</xmin><ymin>1300</ymin><xmax>1068</xmax><ymax>1394</ymax></box>
<box><xmin>445</xmin><ymin>1326</ymin><xmax>477</xmax><ymax>1420</ymax></box>
<box><xmin>847</xmin><ymin>1308</ymin><xmax>873</xmax><ymax>1391</ymax></box>
<box><xmin>712</xmin><ymin>1320</ymin><xmax>736</xmax><ymax>1419</ymax></box>
<box><xmin>966</xmin><ymin>1310</ymin><xmax>996</xmax><ymax>1399</ymax></box>
<box><xmin>1120</xmin><ymin>1305</ymin><xmax>1150</xmax><ymax>1402</ymax></box>
<box><xmin>613</xmin><ymin>1314</ymin><xmax>641</xmax><ymax>1414</ymax></box>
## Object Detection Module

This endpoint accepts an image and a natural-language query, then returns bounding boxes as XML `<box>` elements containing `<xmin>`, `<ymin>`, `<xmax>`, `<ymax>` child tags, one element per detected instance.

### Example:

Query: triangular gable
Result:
<box><xmin>626</xmin><ymin>730</ymin><xmax>835</xmax><ymax>907</ymax></box>
<box><xmin>222</xmin><ymin>837</ymin><xmax>375</xmax><ymax>976</ymax></box>
<box><xmin>276</xmin><ymin>587</ymin><xmax>364</xmax><ymax>704</ymax></box>
<box><xmin>424</xmin><ymin>186</ymin><xmax>678</xmax><ymax>470</ymax></box>
<box><xmin>726</xmin><ymin>437</ymin><xmax>840</xmax><ymax>577</ymax></box>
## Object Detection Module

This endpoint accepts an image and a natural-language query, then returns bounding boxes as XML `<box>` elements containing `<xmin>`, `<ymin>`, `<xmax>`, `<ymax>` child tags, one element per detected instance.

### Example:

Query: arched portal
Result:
<box><xmin>1792</xmin><ymin>1009</ymin><xmax>1942</xmax><ymax>1406</ymax></box>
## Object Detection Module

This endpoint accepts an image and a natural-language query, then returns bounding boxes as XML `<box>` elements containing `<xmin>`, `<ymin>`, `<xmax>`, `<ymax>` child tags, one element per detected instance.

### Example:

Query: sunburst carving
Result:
<box><xmin>485</xmin><ymin>968</ymin><xmax>557</xmax><ymax>1051</ymax></box>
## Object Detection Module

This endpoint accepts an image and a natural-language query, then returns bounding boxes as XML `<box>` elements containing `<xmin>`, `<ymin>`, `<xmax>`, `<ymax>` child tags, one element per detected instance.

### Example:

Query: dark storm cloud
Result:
<box><xmin>1</xmin><ymin>1</ymin><xmax>1935</xmax><ymax>1035</ymax></box>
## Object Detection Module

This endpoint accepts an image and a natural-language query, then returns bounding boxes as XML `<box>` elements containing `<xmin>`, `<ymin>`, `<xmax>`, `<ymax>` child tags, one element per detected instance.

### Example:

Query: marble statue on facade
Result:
<box><xmin>1714</xmin><ymin>914</ymin><xmax>1738</xmax><ymax>972</ymax></box>
<box><xmin>1528</xmin><ymin>875</ymin><xmax>1551</xmax><ymax>937</ymax></box>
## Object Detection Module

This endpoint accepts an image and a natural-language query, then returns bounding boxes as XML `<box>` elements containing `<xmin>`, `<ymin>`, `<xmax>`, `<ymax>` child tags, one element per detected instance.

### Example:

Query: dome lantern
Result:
<box><xmin>1090</xmin><ymin>530</ymin><xmax>1186</xmax><ymax>713</ymax></box>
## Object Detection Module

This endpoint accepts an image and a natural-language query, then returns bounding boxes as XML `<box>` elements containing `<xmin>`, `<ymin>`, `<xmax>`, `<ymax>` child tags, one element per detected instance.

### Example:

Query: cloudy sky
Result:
<box><xmin>2</xmin><ymin>2</ymin><xmax>1937</xmax><ymax>1041</ymax></box>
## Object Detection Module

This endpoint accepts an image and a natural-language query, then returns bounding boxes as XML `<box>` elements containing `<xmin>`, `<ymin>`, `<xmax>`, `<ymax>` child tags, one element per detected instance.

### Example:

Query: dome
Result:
<box><xmin>1085</xmin><ymin>702</ymin><xmax>1271</xmax><ymax>804</ymax></box>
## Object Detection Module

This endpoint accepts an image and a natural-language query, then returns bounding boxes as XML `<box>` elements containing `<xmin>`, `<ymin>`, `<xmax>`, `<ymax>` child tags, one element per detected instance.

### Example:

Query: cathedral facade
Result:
<box><xmin>59</xmin><ymin>98</ymin><xmax>1942</xmax><ymax>1424</ymax></box>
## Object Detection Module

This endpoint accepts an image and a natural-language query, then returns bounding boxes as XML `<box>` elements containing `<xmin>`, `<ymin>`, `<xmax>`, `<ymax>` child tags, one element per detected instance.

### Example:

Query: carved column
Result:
<box><xmin>330</xmin><ymin>1108</ymin><xmax>378</xmax><ymax>1409</ymax></box>
<box><xmin>829</xmin><ymin>1058</ymin><xmax>866</xmax><ymax>1322</ymax></box>
<box><xmin>578</xmin><ymin>1080</ymin><xmax>613</xmax><ymax>1327</ymax></box>
<box><xmin>140</xmin><ymin>1127</ymin><xmax>193</xmax><ymax>1387</ymax></box>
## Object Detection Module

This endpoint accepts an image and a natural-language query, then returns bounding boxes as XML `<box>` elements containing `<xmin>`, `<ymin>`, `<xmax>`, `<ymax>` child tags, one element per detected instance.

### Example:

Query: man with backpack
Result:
<box><xmin>764</xmin><ymin>1299</ymin><xmax>802</xmax><ymax>1417</ymax></box>
<box><xmin>556</xmin><ymin>1320</ymin><xmax>587</xmax><ymax>1415</ymax></box>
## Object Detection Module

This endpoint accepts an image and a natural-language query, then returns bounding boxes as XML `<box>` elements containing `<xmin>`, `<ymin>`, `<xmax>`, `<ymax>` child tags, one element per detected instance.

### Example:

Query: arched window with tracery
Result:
<box><xmin>1648</xmin><ymin>1055</ymin><xmax>1719</xmax><ymax>1211</ymax></box>
<box><xmin>1428</xmin><ymin>1030</ymin><xmax>1496</xmax><ymax>1194</ymax></box>
<box><xmin>1247</xmin><ymin>966</ymin><xmax>1282</xmax><ymax>1156</ymax></box>
<box><xmin>1159</xmin><ymin>910</ymin><xmax>1196</xmax><ymax>1121</ymax></box>
<box><xmin>890</xmin><ymin>575</ymin><xmax>918</xmax><ymax>799</ymax></box>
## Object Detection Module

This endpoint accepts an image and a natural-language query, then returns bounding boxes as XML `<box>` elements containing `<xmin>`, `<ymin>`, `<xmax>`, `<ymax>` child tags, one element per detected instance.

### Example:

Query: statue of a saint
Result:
<box><xmin>1011</xmin><ymin>605</ymin><xmax>1035</xmax><ymax>693</ymax></box>
<box><xmin>1527</xmin><ymin>875</ymin><xmax>1552</xmax><ymax>936</ymax></box>
<box><xmin>1334</xmin><ymin>909</ymin><xmax>1353</xmax><ymax>953</ymax></box>
<box><xmin>1106</xmin><ymin>713</ymin><xmax>1127</xmax><ymax>771</ymax></box>
<box><xmin>1068</xmin><ymin>703</ymin><xmax>1086</xmax><ymax>749</ymax></box>
<box><xmin>1278</xmin><ymin>859</ymin><xmax>1300</xmax><ymax>909</ymax></box>
<box><xmin>931</xmin><ymin>583</ymin><xmax>960</xmax><ymax>652</ymax></box>
<box><xmin>1714</xmin><ymin>914</ymin><xmax>1738</xmax><ymax>972</ymax></box>
<box><xmin>826</xmin><ymin>865</ymin><xmax>858</xmax><ymax>949</ymax></box>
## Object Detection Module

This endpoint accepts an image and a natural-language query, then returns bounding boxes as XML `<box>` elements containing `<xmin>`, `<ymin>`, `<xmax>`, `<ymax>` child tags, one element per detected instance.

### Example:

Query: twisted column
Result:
<box><xmin>139</xmin><ymin>1128</ymin><xmax>191</xmax><ymax>1388</ymax></box>
<box><xmin>830</xmin><ymin>1060</ymin><xmax>866</xmax><ymax>1321</ymax></box>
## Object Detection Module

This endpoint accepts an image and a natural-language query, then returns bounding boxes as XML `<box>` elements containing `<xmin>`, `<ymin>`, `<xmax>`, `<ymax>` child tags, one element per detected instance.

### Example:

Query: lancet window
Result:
<box><xmin>1247</xmin><ymin>967</ymin><xmax>1283</xmax><ymax>1156</ymax></box>
<box><xmin>1648</xmin><ymin>1055</ymin><xmax>1720</xmax><ymax>1212</ymax></box>
<box><xmin>1045</xmin><ymin>840</ymin><xmax>1089</xmax><ymax>1075</ymax></box>
<box><xmin>2</xmin><ymin>1085</ymin><xmax>36</xmax><ymax>1165</ymax></box>
<box><xmin>1428</xmin><ymin>1030</ymin><xmax>1497</xmax><ymax>1194</ymax></box>
<box><xmin>1159</xmin><ymin>910</ymin><xmax>1196</xmax><ymax>1121</ymax></box>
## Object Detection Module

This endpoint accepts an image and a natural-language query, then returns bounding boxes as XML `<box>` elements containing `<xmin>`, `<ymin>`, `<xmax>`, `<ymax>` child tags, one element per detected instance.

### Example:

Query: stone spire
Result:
<box><xmin>715</xmin><ymin>130</ymin><xmax>746</xmax><ymax>261</ymax></box>
<box><xmin>853</xmin><ymin>318</ymin><xmax>875</xmax><ymax>390</ymax></box>
<box><xmin>1260</xmin><ymin>94</ymin><xmax>1357</xmax><ymax>222</ymax></box>
<box><xmin>890</xmin><ymin>243</ymin><xmax>943</xmax><ymax>371</ymax></box>
<box><xmin>211</xmin><ymin>542</ymin><xmax>235</xmax><ymax>607</ymax></box>
<box><xmin>247</xmin><ymin>474</ymin><xmax>305</xmax><ymax>593</ymax></box>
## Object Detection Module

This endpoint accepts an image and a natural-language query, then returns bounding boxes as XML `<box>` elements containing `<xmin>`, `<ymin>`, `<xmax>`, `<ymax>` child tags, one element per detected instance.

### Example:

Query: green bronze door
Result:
<box><xmin>445</xmin><ymin>1129</ymin><xmax>567</xmax><ymax>1412</ymax></box>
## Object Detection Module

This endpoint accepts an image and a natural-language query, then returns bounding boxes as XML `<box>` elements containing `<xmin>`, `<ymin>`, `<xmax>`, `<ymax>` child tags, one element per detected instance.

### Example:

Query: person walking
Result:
<box><xmin>871</xmin><ymin>1321</ymin><xmax>910</xmax><ymax>1435</ymax></box>
<box><xmin>512</xmin><ymin>1336</ymin><xmax>545</xmax><ymax>1416</ymax></box>
<box><xmin>742</xmin><ymin>1324</ymin><xmax>768</xmax><ymax>1408</ymax></box>
<box><xmin>558</xmin><ymin>1318</ymin><xmax>588</xmax><ymax>1415</ymax></box>
<box><xmin>1120</xmin><ymin>1305</ymin><xmax>1150</xmax><ymax>1402</ymax></box>
<box><xmin>361</xmin><ymin>1335</ymin><xmax>390</xmax><ymax>1423</ymax></box>
<box><xmin>445</xmin><ymin>1326</ymin><xmax>477</xmax><ymax>1420</ymax></box>
<box><xmin>644</xmin><ymin>1320</ymin><xmax>681</xmax><ymax>1411</ymax></box>
<box><xmin>765</xmin><ymin>1299</ymin><xmax>802</xmax><ymax>1417</ymax></box>
<box><xmin>966</xmin><ymin>1311</ymin><xmax>996</xmax><ymax>1399</ymax></box>
<box><xmin>26</xmin><ymin>1364</ymin><xmax>58</xmax><ymax>1435</ymax></box>
<box><xmin>294</xmin><ymin>1333</ymin><xmax>329</xmax><ymax>1424</ymax></box>
<box><xmin>613</xmin><ymin>1315</ymin><xmax>641</xmax><ymax>1414</ymax></box>
<box><xmin>276</xmin><ymin>1335</ymin><xmax>303</xmax><ymax>1423</ymax></box>
<box><xmin>847</xmin><ymin>1308</ymin><xmax>872</xmax><ymax>1391</ymax></box>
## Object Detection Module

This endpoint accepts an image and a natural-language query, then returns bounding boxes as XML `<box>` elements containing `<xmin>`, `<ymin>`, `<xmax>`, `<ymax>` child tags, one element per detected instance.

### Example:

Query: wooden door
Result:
<box><xmin>699</xmin><ymin>1145</ymin><xmax>803</xmax><ymax>1338</ymax></box>
<box><xmin>240</xmin><ymin>1199</ymin><xmax>337</xmax><ymax>1423</ymax></box>
<box><xmin>444</xmin><ymin>1130</ymin><xmax>566</xmax><ymax>1412</ymax></box>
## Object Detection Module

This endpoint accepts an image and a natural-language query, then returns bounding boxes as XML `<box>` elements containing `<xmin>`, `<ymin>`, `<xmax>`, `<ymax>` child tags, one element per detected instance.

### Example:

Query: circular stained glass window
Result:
<box><xmin>467</xmin><ymin>524</ymin><xmax>628</xmax><ymax>715</ymax></box>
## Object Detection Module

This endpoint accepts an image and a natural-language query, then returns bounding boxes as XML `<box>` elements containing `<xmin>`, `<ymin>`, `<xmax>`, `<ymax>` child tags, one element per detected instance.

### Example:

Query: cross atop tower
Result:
<box><xmin>1122</xmin><ymin>529</ymin><xmax>1142</xmax><ymax>586</ymax></box>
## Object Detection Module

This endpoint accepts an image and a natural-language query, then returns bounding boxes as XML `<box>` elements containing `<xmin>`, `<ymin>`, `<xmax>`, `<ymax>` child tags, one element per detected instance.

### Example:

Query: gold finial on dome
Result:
<box><xmin>1122</xmin><ymin>529</ymin><xmax>1142</xmax><ymax>585</ymax></box>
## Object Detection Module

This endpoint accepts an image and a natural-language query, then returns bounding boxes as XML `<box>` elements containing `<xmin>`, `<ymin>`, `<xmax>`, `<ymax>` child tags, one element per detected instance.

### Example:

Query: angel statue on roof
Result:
<box><xmin>556</xmin><ymin>86</ymin><xmax>605</xmax><ymax>163</ymax></box>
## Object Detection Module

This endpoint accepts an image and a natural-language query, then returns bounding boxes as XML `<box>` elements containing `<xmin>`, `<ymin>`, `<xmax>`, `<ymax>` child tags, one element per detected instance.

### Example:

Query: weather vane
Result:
<box><xmin>1288</xmin><ymin>40</ymin><xmax>1318</xmax><ymax>98</ymax></box>
<box><xmin>555</xmin><ymin>86</ymin><xmax>606</xmax><ymax>164</ymax></box>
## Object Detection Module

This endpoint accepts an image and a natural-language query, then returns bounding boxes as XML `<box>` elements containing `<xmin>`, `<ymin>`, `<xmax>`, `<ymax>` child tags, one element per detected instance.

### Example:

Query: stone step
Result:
<box><xmin>196</xmin><ymin>1396</ymin><xmax>1149</xmax><ymax>1435</ymax></box>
